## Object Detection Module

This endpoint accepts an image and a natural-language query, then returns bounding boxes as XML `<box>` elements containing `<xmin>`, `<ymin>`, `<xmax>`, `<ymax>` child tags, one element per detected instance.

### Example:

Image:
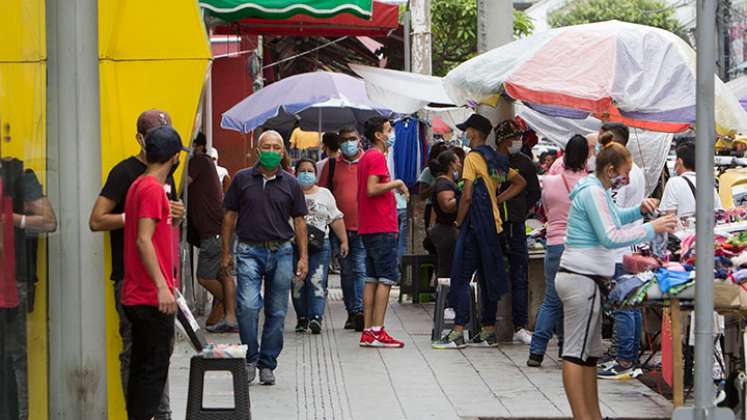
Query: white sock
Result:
<box><xmin>371</xmin><ymin>326</ymin><xmax>383</xmax><ymax>332</ymax></box>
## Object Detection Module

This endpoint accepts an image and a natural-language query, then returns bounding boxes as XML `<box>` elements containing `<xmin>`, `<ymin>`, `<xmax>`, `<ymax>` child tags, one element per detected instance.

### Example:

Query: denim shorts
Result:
<box><xmin>361</xmin><ymin>232</ymin><xmax>400</xmax><ymax>286</ymax></box>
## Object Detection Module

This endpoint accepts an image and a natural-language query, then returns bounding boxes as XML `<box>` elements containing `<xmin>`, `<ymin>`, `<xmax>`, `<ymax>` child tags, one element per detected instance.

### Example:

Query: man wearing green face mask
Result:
<box><xmin>221</xmin><ymin>130</ymin><xmax>309</xmax><ymax>386</ymax></box>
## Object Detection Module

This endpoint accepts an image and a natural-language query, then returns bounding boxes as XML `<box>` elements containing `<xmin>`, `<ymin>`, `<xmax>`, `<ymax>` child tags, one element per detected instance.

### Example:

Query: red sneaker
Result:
<box><xmin>359</xmin><ymin>330</ymin><xmax>376</xmax><ymax>347</ymax></box>
<box><xmin>372</xmin><ymin>328</ymin><xmax>405</xmax><ymax>348</ymax></box>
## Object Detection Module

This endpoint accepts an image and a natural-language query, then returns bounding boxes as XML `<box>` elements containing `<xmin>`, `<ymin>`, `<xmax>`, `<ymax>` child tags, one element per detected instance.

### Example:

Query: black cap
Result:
<box><xmin>494</xmin><ymin>120</ymin><xmax>527</xmax><ymax>143</ymax></box>
<box><xmin>145</xmin><ymin>126</ymin><xmax>189</xmax><ymax>163</ymax></box>
<box><xmin>456</xmin><ymin>114</ymin><xmax>493</xmax><ymax>137</ymax></box>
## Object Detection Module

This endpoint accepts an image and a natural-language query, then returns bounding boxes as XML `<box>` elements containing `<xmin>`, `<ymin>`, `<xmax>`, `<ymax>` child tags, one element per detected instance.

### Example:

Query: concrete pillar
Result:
<box><xmin>410</xmin><ymin>0</ymin><xmax>432</xmax><ymax>76</ymax></box>
<box><xmin>46</xmin><ymin>0</ymin><xmax>107</xmax><ymax>417</ymax></box>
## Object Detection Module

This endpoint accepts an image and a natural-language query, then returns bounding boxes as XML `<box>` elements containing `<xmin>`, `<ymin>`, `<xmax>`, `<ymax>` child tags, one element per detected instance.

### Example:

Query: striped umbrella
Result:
<box><xmin>199</xmin><ymin>0</ymin><xmax>373</xmax><ymax>21</ymax></box>
<box><xmin>444</xmin><ymin>20</ymin><xmax>747</xmax><ymax>134</ymax></box>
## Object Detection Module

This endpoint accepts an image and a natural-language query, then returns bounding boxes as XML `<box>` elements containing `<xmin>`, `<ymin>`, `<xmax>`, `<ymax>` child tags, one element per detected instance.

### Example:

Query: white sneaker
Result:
<box><xmin>512</xmin><ymin>328</ymin><xmax>533</xmax><ymax>345</ymax></box>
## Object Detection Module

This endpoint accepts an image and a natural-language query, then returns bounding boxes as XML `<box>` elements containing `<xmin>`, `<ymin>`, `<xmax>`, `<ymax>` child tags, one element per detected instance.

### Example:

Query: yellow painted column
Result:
<box><xmin>97</xmin><ymin>1</ymin><xmax>211</xmax><ymax>418</ymax></box>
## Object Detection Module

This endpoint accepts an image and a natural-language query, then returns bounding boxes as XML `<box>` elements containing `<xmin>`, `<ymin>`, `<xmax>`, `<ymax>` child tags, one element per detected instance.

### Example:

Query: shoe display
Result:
<box><xmin>371</xmin><ymin>328</ymin><xmax>405</xmax><ymax>348</ymax></box>
<box><xmin>309</xmin><ymin>316</ymin><xmax>322</xmax><ymax>335</ymax></box>
<box><xmin>432</xmin><ymin>329</ymin><xmax>467</xmax><ymax>350</ymax></box>
<box><xmin>205</xmin><ymin>319</ymin><xmax>239</xmax><ymax>334</ymax></box>
<box><xmin>513</xmin><ymin>328</ymin><xmax>533</xmax><ymax>345</ymax></box>
<box><xmin>295</xmin><ymin>318</ymin><xmax>309</xmax><ymax>333</ymax></box>
<box><xmin>259</xmin><ymin>368</ymin><xmax>276</xmax><ymax>385</ymax></box>
<box><xmin>469</xmin><ymin>329</ymin><xmax>499</xmax><ymax>347</ymax></box>
<box><xmin>527</xmin><ymin>353</ymin><xmax>543</xmax><ymax>367</ymax></box>
<box><xmin>359</xmin><ymin>329</ymin><xmax>376</xmax><ymax>347</ymax></box>
<box><xmin>597</xmin><ymin>361</ymin><xmax>643</xmax><ymax>380</ymax></box>
<box><xmin>246</xmin><ymin>362</ymin><xmax>256</xmax><ymax>384</ymax></box>
<box><xmin>353</xmin><ymin>312</ymin><xmax>365</xmax><ymax>332</ymax></box>
<box><xmin>344</xmin><ymin>313</ymin><xmax>354</xmax><ymax>330</ymax></box>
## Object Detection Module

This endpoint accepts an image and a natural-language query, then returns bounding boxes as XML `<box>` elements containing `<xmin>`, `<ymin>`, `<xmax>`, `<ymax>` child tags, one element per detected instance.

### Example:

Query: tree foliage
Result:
<box><xmin>431</xmin><ymin>0</ymin><xmax>534</xmax><ymax>76</ymax></box>
<box><xmin>548</xmin><ymin>0</ymin><xmax>687</xmax><ymax>39</ymax></box>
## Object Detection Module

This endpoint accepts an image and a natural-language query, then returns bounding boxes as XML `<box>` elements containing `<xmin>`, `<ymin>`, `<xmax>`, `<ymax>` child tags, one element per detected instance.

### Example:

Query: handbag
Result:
<box><xmin>307</xmin><ymin>224</ymin><xmax>326</xmax><ymax>253</ymax></box>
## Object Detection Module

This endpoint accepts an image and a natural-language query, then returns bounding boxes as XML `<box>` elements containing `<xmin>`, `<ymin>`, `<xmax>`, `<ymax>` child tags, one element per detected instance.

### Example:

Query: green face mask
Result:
<box><xmin>258</xmin><ymin>151</ymin><xmax>282</xmax><ymax>170</ymax></box>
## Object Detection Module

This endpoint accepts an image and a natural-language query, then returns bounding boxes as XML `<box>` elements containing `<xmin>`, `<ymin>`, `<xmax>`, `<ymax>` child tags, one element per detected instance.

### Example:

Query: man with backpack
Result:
<box><xmin>660</xmin><ymin>141</ymin><xmax>722</xmax><ymax>216</ymax></box>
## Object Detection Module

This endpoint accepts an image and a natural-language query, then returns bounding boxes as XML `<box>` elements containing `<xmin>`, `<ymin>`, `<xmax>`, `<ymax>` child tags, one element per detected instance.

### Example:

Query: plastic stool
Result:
<box><xmin>186</xmin><ymin>356</ymin><xmax>251</xmax><ymax>420</ymax></box>
<box><xmin>431</xmin><ymin>278</ymin><xmax>480</xmax><ymax>341</ymax></box>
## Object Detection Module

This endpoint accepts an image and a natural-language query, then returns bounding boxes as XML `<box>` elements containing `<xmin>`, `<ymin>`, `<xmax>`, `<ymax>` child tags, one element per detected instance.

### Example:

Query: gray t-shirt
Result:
<box><xmin>304</xmin><ymin>187</ymin><xmax>344</xmax><ymax>237</ymax></box>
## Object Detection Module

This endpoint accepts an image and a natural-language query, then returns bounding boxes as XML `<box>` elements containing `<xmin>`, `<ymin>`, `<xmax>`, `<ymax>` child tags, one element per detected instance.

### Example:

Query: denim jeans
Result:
<box><xmin>235</xmin><ymin>241</ymin><xmax>294</xmax><ymax>370</ymax></box>
<box><xmin>449</xmin><ymin>227</ymin><xmax>498</xmax><ymax>327</ymax></box>
<box><xmin>503</xmin><ymin>221</ymin><xmax>529</xmax><ymax>329</ymax></box>
<box><xmin>0</xmin><ymin>283</ymin><xmax>28</xmax><ymax>420</ymax></box>
<box><xmin>612</xmin><ymin>263</ymin><xmax>642</xmax><ymax>363</ymax></box>
<box><xmin>292</xmin><ymin>239</ymin><xmax>331</xmax><ymax>320</ymax></box>
<box><xmin>332</xmin><ymin>231</ymin><xmax>366</xmax><ymax>314</ymax></box>
<box><xmin>530</xmin><ymin>244</ymin><xmax>564</xmax><ymax>357</ymax></box>
<box><xmin>397</xmin><ymin>208</ymin><xmax>408</xmax><ymax>264</ymax></box>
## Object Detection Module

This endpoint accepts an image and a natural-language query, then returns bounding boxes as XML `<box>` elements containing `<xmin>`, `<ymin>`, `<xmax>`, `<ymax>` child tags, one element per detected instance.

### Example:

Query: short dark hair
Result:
<box><xmin>338</xmin><ymin>125</ymin><xmax>358</xmax><ymax>137</ymax></box>
<box><xmin>600</xmin><ymin>123</ymin><xmax>629</xmax><ymax>146</ymax></box>
<box><xmin>563</xmin><ymin>134</ymin><xmax>589</xmax><ymax>172</ymax></box>
<box><xmin>676</xmin><ymin>141</ymin><xmax>696</xmax><ymax>171</ymax></box>
<box><xmin>194</xmin><ymin>132</ymin><xmax>207</xmax><ymax>148</ymax></box>
<box><xmin>322</xmin><ymin>132</ymin><xmax>340</xmax><ymax>152</ymax></box>
<box><xmin>294</xmin><ymin>158</ymin><xmax>317</xmax><ymax>175</ymax></box>
<box><xmin>428</xmin><ymin>142</ymin><xmax>450</xmax><ymax>162</ymax></box>
<box><xmin>364</xmin><ymin>116</ymin><xmax>390</xmax><ymax>143</ymax></box>
<box><xmin>451</xmin><ymin>146</ymin><xmax>466</xmax><ymax>164</ymax></box>
<box><xmin>427</xmin><ymin>150</ymin><xmax>458</xmax><ymax>177</ymax></box>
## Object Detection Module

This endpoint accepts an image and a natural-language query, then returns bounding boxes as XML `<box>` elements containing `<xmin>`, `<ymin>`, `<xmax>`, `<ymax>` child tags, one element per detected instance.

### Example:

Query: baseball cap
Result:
<box><xmin>208</xmin><ymin>147</ymin><xmax>219</xmax><ymax>160</ymax></box>
<box><xmin>456</xmin><ymin>114</ymin><xmax>493</xmax><ymax>137</ymax></box>
<box><xmin>145</xmin><ymin>126</ymin><xmax>189</xmax><ymax>163</ymax></box>
<box><xmin>494</xmin><ymin>120</ymin><xmax>527</xmax><ymax>143</ymax></box>
<box><xmin>137</xmin><ymin>109</ymin><xmax>172</xmax><ymax>135</ymax></box>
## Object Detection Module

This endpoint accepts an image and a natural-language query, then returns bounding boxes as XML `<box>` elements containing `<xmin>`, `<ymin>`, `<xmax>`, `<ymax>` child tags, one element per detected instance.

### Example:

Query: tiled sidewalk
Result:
<box><xmin>169</xmin><ymin>284</ymin><xmax>672</xmax><ymax>420</ymax></box>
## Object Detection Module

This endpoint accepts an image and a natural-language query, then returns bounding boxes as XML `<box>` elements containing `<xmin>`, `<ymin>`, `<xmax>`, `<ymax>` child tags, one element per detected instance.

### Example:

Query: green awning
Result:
<box><xmin>199</xmin><ymin>0</ymin><xmax>374</xmax><ymax>22</ymax></box>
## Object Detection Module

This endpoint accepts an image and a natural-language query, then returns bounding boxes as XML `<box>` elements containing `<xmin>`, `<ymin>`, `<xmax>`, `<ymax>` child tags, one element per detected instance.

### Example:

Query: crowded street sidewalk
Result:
<box><xmin>168</xmin><ymin>275</ymin><xmax>672</xmax><ymax>420</ymax></box>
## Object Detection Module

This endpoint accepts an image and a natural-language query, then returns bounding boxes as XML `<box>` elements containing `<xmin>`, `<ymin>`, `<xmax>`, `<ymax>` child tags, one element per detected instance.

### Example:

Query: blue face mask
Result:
<box><xmin>595</xmin><ymin>143</ymin><xmax>602</xmax><ymax>154</ymax></box>
<box><xmin>297</xmin><ymin>171</ymin><xmax>316</xmax><ymax>188</ymax></box>
<box><xmin>341</xmin><ymin>140</ymin><xmax>359</xmax><ymax>157</ymax></box>
<box><xmin>386</xmin><ymin>131</ymin><xmax>396</xmax><ymax>148</ymax></box>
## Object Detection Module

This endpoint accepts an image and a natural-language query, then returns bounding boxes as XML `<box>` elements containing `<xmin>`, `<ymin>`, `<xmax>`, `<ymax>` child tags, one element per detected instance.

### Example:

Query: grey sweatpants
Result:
<box><xmin>555</xmin><ymin>272</ymin><xmax>603</xmax><ymax>363</ymax></box>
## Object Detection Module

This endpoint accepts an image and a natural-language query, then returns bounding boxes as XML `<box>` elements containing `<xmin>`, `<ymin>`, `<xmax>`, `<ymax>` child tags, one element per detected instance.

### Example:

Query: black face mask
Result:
<box><xmin>168</xmin><ymin>159</ymin><xmax>180</xmax><ymax>178</ymax></box>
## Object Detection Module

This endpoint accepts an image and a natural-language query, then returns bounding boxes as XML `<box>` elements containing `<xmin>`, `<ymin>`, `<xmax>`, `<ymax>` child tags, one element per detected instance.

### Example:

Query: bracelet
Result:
<box><xmin>122</xmin><ymin>213</ymin><xmax>126</xmax><ymax>223</ymax></box>
<box><xmin>20</xmin><ymin>215</ymin><xmax>26</xmax><ymax>229</ymax></box>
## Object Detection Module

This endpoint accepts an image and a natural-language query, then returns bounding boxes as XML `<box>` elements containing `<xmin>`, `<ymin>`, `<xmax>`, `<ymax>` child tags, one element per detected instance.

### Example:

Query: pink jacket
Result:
<box><xmin>542</xmin><ymin>170</ymin><xmax>587</xmax><ymax>246</ymax></box>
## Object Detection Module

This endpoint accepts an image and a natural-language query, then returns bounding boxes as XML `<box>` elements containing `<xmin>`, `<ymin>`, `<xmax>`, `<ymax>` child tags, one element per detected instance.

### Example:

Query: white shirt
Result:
<box><xmin>216</xmin><ymin>165</ymin><xmax>229</xmax><ymax>184</ymax></box>
<box><xmin>610</xmin><ymin>162</ymin><xmax>646</xmax><ymax>263</ymax></box>
<box><xmin>303</xmin><ymin>187</ymin><xmax>344</xmax><ymax>237</ymax></box>
<box><xmin>660</xmin><ymin>171</ymin><xmax>722</xmax><ymax>217</ymax></box>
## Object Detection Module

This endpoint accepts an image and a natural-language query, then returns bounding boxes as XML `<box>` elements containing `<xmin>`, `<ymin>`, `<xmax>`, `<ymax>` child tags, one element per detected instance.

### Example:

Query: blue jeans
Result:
<box><xmin>449</xmin><ymin>227</ymin><xmax>498</xmax><ymax>327</ymax></box>
<box><xmin>504</xmin><ymin>221</ymin><xmax>529</xmax><ymax>329</ymax></box>
<box><xmin>292</xmin><ymin>239</ymin><xmax>331</xmax><ymax>320</ymax></box>
<box><xmin>397</xmin><ymin>208</ymin><xmax>408</xmax><ymax>263</ymax></box>
<box><xmin>530</xmin><ymin>244</ymin><xmax>565</xmax><ymax>357</ymax></box>
<box><xmin>333</xmin><ymin>231</ymin><xmax>366</xmax><ymax>314</ymax></box>
<box><xmin>361</xmin><ymin>232</ymin><xmax>400</xmax><ymax>285</ymax></box>
<box><xmin>235</xmin><ymin>241</ymin><xmax>294</xmax><ymax>370</ymax></box>
<box><xmin>612</xmin><ymin>263</ymin><xmax>642</xmax><ymax>363</ymax></box>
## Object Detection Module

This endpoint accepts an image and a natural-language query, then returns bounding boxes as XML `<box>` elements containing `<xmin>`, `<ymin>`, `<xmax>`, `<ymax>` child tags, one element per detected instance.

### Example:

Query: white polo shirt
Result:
<box><xmin>660</xmin><ymin>171</ymin><xmax>722</xmax><ymax>217</ymax></box>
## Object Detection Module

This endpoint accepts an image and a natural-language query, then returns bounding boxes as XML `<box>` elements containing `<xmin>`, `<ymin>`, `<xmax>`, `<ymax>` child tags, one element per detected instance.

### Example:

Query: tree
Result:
<box><xmin>431</xmin><ymin>0</ymin><xmax>534</xmax><ymax>76</ymax></box>
<box><xmin>548</xmin><ymin>0</ymin><xmax>687</xmax><ymax>40</ymax></box>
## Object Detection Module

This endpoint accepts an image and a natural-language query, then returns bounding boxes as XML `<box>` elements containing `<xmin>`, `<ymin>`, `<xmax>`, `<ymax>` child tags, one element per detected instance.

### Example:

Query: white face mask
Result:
<box><xmin>508</xmin><ymin>140</ymin><xmax>523</xmax><ymax>154</ymax></box>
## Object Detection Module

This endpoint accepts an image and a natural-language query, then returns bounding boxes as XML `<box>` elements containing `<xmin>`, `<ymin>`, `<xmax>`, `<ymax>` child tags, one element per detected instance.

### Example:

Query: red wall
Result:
<box><xmin>211</xmin><ymin>36</ymin><xmax>259</xmax><ymax>178</ymax></box>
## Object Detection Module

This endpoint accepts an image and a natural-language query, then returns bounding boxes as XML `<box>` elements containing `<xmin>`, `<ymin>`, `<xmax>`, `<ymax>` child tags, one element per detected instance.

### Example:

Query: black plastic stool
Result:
<box><xmin>431</xmin><ymin>277</ymin><xmax>480</xmax><ymax>341</ymax></box>
<box><xmin>186</xmin><ymin>356</ymin><xmax>251</xmax><ymax>420</ymax></box>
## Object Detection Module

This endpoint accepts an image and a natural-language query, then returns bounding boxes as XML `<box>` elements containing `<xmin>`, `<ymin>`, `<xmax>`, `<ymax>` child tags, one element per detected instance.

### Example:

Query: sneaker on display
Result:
<box><xmin>597</xmin><ymin>361</ymin><xmax>643</xmax><ymax>380</ymax></box>
<box><xmin>512</xmin><ymin>328</ymin><xmax>533</xmax><ymax>345</ymax></box>
<box><xmin>432</xmin><ymin>329</ymin><xmax>467</xmax><ymax>350</ymax></box>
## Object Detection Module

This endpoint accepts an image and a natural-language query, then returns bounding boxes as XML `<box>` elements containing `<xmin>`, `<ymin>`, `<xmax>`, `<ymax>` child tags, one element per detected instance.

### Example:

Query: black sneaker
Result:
<box><xmin>295</xmin><ymin>318</ymin><xmax>308</xmax><ymax>333</ymax></box>
<box><xmin>527</xmin><ymin>353</ymin><xmax>544</xmax><ymax>367</ymax></box>
<box><xmin>353</xmin><ymin>312</ymin><xmax>365</xmax><ymax>332</ymax></box>
<box><xmin>469</xmin><ymin>329</ymin><xmax>499</xmax><ymax>347</ymax></box>
<box><xmin>309</xmin><ymin>316</ymin><xmax>322</xmax><ymax>335</ymax></box>
<box><xmin>432</xmin><ymin>329</ymin><xmax>467</xmax><ymax>349</ymax></box>
<box><xmin>344</xmin><ymin>313</ymin><xmax>354</xmax><ymax>330</ymax></box>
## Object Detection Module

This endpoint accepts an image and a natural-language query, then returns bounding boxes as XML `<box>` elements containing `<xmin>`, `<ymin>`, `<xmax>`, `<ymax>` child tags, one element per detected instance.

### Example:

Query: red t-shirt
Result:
<box><xmin>122</xmin><ymin>176</ymin><xmax>174</xmax><ymax>307</ymax></box>
<box><xmin>357</xmin><ymin>149</ymin><xmax>398</xmax><ymax>234</ymax></box>
<box><xmin>319</xmin><ymin>155</ymin><xmax>360</xmax><ymax>231</ymax></box>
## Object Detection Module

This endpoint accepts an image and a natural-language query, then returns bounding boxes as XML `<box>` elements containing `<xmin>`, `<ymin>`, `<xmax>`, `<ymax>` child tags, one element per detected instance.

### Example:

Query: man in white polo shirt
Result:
<box><xmin>660</xmin><ymin>141</ymin><xmax>722</xmax><ymax>216</ymax></box>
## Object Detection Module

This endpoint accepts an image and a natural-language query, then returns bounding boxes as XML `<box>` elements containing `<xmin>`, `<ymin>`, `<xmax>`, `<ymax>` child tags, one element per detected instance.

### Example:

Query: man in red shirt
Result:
<box><xmin>357</xmin><ymin>117</ymin><xmax>409</xmax><ymax>348</ymax></box>
<box><xmin>122</xmin><ymin>125</ymin><xmax>187</xmax><ymax>420</ymax></box>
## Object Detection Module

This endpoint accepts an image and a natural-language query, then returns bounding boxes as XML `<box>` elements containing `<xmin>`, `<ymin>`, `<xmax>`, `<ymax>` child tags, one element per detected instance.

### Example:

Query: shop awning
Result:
<box><xmin>213</xmin><ymin>0</ymin><xmax>398</xmax><ymax>37</ymax></box>
<box><xmin>201</xmin><ymin>0</ymin><xmax>375</xmax><ymax>23</ymax></box>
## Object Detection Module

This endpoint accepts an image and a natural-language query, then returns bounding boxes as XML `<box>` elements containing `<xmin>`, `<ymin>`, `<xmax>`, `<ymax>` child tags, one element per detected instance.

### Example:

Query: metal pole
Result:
<box><xmin>46</xmin><ymin>0</ymin><xmax>107</xmax><ymax>417</ymax></box>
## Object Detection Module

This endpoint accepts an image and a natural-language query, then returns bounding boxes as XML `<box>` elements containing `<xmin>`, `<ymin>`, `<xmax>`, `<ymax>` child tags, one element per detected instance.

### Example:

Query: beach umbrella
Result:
<box><xmin>444</xmin><ymin>20</ymin><xmax>747</xmax><ymax>135</ymax></box>
<box><xmin>199</xmin><ymin>0</ymin><xmax>373</xmax><ymax>21</ymax></box>
<box><xmin>221</xmin><ymin>71</ymin><xmax>390</xmax><ymax>133</ymax></box>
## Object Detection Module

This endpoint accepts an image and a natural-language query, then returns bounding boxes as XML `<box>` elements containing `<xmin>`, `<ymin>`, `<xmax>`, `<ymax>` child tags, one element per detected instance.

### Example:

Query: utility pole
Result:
<box><xmin>478</xmin><ymin>0</ymin><xmax>519</xmax><ymax>342</ymax></box>
<box><xmin>409</xmin><ymin>0</ymin><xmax>432</xmax><ymax>75</ymax></box>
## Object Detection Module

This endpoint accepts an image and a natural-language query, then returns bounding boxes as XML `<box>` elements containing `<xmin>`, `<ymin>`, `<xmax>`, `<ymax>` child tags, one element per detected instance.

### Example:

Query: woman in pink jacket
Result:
<box><xmin>527</xmin><ymin>134</ymin><xmax>589</xmax><ymax>367</ymax></box>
